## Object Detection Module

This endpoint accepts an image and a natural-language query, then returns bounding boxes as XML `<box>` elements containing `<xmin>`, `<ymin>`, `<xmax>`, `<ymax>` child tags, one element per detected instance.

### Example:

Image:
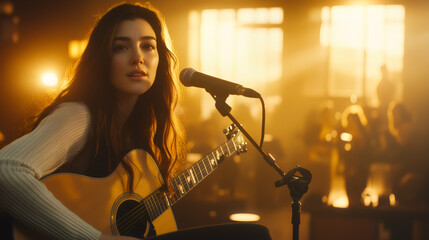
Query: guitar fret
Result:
<box><xmin>162</xmin><ymin>192</ymin><xmax>168</xmax><ymax>211</ymax></box>
<box><xmin>153</xmin><ymin>194</ymin><xmax>162</xmax><ymax>216</ymax></box>
<box><xmin>180</xmin><ymin>173</ymin><xmax>190</xmax><ymax>193</ymax></box>
<box><xmin>225</xmin><ymin>143</ymin><xmax>231</xmax><ymax>155</ymax></box>
<box><xmin>145</xmin><ymin>190</ymin><xmax>166</xmax><ymax>220</ymax></box>
<box><xmin>203</xmin><ymin>157</ymin><xmax>213</xmax><ymax>173</ymax></box>
<box><xmin>143</xmin><ymin>199</ymin><xmax>153</xmax><ymax>220</ymax></box>
<box><xmin>184</xmin><ymin>169</ymin><xmax>195</xmax><ymax>189</ymax></box>
<box><xmin>150</xmin><ymin>195</ymin><xmax>159</xmax><ymax>217</ymax></box>
<box><xmin>170</xmin><ymin>192</ymin><xmax>178</xmax><ymax>203</ymax></box>
<box><xmin>213</xmin><ymin>153</ymin><xmax>218</xmax><ymax>166</ymax></box>
<box><xmin>230</xmin><ymin>140</ymin><xmax>236</xmax><ymax>153</ymax></box>
<box><xmin>155</xmin><ymin>192</ymin><xmax>166</xmax><ymax>213</ymax></box>
<box><xmin>189</xmin><ymin>168</ymin><xmax>197</xmax><ymax>185</ymax></box>
<box><xmin>155</xmin><ymin>192</ymin><xmax>163</xmax><ymax>213</ymax></box>
<box><xmin>210</xmin><ymin>152</ymin><xmax>218</xmax><ymax>167</ymax></box>
<box><xmin>163</xmin><ymin>192</ymin><xmax>171</xmax><ymax>208</ymax></box>
<box><xmin>214</xmin><ymin>150</ymin><xmax>221</xmax><ymax>161</ymax></box>
<box><xmin>146</xmin><ymin>196</ymin><xmax>154</xmax><ymax>217</ymax></box>
<box><xmin>171</xmin><ymin>178</ymin><xmax>178</xmax><ymax>192</ymax></box>
<box><xmin>193</xmin><ymin>164</ymin><xmax>202</xmax><ymax>182</ymax></box>
<box><xmin>145</xmin><ymin>197</ymin><xmax>156</xmax><ymax>220</ymax></box>
<box><xmin>165</xmin><ymin>130</ymin><xmax>244</xmax><ymax>206</ymax></box>
<box><xmin>219</xmin><ymin>146</ymin><xmax>225</xmax><ymax>156</ymax></box>
<box><xmin>198</xmin><ymin>160</ymin><xmax>208</xmax><ymax>178</ymax></box>
<box><xmin>177</xmin><ymin>175</ymin><xmax>186</xmax><ymax>197</ymax></box>
<box><xmin>199</xmin><ymin>161</ymin><xmax>205</xmax><ymax>178</ymax></box>
<box><xmin>173</xmin><ymin>177</ymin><xmax>183</xmax><ymax>197</ymax></box>
<box><xmin>201</xmin><ymin>157</ymin><xmax>209</xmax><ymax>176</ymax></box>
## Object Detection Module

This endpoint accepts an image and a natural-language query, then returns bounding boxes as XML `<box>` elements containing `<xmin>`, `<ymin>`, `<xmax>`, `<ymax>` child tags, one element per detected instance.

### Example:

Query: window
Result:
<box><xmin>188</xmin><ymin>8</ymin><xmax>284</xmax><ymax>118</ymax></box>
<box><xmin>319</xmin><ymin>5</ymin><xmax>405</xmax><ymax>106</ymax></box>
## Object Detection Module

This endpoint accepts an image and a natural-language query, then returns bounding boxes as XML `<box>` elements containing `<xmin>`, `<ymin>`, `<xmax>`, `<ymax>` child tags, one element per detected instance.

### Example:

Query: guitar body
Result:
<box><xmin>12</xmin><ymin>125</ymin><xmax>246</xmax><ymax>239</ymax></box>
<box><xmin>13</xmin><ymin>149</ymin><xmax>177</xmax><ymax>240</ymax></box>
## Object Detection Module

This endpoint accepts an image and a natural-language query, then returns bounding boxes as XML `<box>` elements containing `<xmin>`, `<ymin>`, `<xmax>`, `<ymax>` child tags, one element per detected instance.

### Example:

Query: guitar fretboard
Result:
<box><xmin>143</xmin><ymin>133</ymin><xmax>243</xmax><ymax>221</ymax></box>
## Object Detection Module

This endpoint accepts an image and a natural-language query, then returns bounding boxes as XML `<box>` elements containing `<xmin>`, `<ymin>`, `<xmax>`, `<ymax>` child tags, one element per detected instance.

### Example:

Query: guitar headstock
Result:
<box><xmin>224</xmin><ymin>124</ymin><xmax>247</xmax><ymax>154</ymax></box>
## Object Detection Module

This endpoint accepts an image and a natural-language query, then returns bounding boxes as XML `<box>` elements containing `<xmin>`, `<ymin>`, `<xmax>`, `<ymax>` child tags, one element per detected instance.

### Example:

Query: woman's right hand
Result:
<box><xmin>98</xmin><ymin>233</ymin><xmax>141</xmax><ymax>240</ymax></box>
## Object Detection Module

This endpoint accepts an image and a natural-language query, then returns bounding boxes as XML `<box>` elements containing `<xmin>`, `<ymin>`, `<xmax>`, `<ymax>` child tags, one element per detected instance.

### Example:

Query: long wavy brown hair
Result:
<box><xmin>32</xmin><ymin>2</ymin><xmax>186</xmax><ymax>191</ymax></box>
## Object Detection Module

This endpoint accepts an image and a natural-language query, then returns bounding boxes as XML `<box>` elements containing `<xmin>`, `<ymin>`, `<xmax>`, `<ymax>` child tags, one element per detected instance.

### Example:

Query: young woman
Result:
<box><xmin>0</xmin><ymin>3</ymin><xmax>185</xmax><ymax>239</ymax></box>
<box><xmin>0</xmin><ymin>2</ymin><xmax>271</xmax><ymax>240</ymax></box>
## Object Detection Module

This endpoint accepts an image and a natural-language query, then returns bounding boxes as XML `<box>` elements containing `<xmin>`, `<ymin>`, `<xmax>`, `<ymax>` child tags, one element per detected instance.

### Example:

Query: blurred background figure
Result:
<box><xmin>302</xmin><ymin>101</ymin><xmax>339</xmax><ymax>199</ymax></box>
<box><xmin>386</xmin><ymin>101</ymin><xmax>426</xmax><ymax>206</ymax></box>
<box><xmin>340</xmin><ymin>104</ymin><xmax>373</xmax><ymax>207</ymax></box>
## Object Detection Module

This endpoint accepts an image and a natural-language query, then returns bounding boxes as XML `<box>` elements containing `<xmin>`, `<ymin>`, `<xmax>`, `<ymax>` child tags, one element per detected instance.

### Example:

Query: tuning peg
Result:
<box><xmin>237</xmin><ymin>142</ymin><xmax>248</xmax><ymax>154</ymax></box>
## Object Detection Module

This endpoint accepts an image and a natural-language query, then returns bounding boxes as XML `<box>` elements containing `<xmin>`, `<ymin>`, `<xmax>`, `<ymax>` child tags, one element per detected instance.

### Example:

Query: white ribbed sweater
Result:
<box><xmin>0</xmin><ymin>102</ymin><xmax>101</xmax><ymax>239</ymax></box>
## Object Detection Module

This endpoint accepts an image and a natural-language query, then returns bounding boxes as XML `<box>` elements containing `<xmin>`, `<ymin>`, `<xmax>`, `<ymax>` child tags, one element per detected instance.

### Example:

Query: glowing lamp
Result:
<box><xmin>42</xmin><ymin>73</ymin><xmax>58</xmax><ymax>87</ymax></box>
<box><xmin>229</xmin><ymin>213</ymin><xmax>260</xmax><ymax>222</ymax></box>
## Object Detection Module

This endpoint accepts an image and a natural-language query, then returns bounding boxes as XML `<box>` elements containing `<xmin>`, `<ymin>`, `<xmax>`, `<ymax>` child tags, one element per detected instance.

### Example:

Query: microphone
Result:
<box><xmin>179</xmin><ymin>68</ymin><xmax>260</xmax><ymax>98</ymax></box>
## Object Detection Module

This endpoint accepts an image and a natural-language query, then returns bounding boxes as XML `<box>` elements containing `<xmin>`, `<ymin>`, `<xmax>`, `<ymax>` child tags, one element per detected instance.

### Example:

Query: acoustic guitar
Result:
<box><xmin>12</xmin><ymin>125</ymin><xmax>246</xmax><ymax>239</ymax></box>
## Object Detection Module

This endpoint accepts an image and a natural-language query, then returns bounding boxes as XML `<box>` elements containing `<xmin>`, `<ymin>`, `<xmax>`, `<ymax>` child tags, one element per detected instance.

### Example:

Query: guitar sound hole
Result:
<box><xmin>116</xmin><ymin>200</ymin><xmax>156</xmax><ymax>238</ymax></box>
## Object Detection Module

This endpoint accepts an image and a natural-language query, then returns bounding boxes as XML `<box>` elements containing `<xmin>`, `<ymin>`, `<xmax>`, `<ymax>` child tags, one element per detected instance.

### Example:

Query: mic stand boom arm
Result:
<box><xmin>210</xmin><ymin>93</ymin><xmax>312</xmax><ymax>240</ymax></box>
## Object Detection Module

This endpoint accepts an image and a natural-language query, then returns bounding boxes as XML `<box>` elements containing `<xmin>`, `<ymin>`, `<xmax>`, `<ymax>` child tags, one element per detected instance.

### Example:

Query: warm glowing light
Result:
<box><xmin>42</xmin><ymin>73</ymin><xmax>58</xmax><ymax>87</ymax></box>
<box><xmin>186</xmin><ymin>153</ymin><xmax>203</xmax><ymax>163</ymax></box>
<box><xmin>332</xmin><ymin>195</ymin><xmax>349</xmax><ymax>208</ymax></box>
<box><xmin>68</xmin><ymin>40</ymin><xmax>88</xmax><ymax>59</ymax></box>
<box><xmin>229</xmin><ymin>213</ymin><xmax>260</xmax><ymax>222</ymax></box>
<box><xmin>320</xmin><ymin>5</ymin><xmax>405</xmax><ymax>105</ymax></box>
<box><xmin>268</xmin><ymin>8</ymin><xmax>284</xmax><ymax>24</ymax></box>
<box><xmin>341</xmin><ymin>104</ymin><xmax>368</xmax><ymax>127</ymax></box>
<box><xmin>0</xmin><ymin>2</ymin><xmax>14</xmax><ymax>15</ymax></box>
<box><xmin>363</xmin><ymin>163</ymin><xmax>395</xmax><ymax>207</ymax></box>
<box><xmin>362</xmin><ymin>187</ymin><xmax>379</xmax><ymax>207</ymax></box>
<box><xmin>389</xmin><ymin>193</ymin><xmax>396</xmax><ymax>206</ymax></box>
<box><xmin>340</xmin><ymin>132</ymin><xmax>353</xmax><ymax>142</ymax></box>
<box><xmin>344</xmin><ymin>143</ymin><xmax>352</xmax><ymax>151</ymax></box>
<box><xmin>192</xmin><ymin>7</ymin><xmax>284</xmax><ymax>119</ymax></box>
<box><xmin>325</xmin><ymin>134</ymin><xmax>332</xmax><ymax>142</ymax></box>
<box><xmin>264</xmin><ymin>134</ymin><xmax>274</xmax><ymax>142</ymax></box>
<box><xmin>350</xmin><ymin>94</ymin><xmax>358</xmax><ymax>104</ymax></box>
<box><xmin>327</xmin><ymin>148</ymin><xmax>349</xmax><ymax>208</ymax></box>
<box><xmin>188</xmin><ymin>11</ymin><xmax>200</xmax><ymax>68</ymax></box>
<box><xmin>237</xmin><ymin>8</ymin><xmax>283</xmax><ymax>24</ymax></box>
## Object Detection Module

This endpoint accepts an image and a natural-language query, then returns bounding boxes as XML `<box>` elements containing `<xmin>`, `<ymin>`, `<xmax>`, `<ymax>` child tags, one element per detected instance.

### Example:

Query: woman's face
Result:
<box><xmin>111</xmin><ymin>18</ymin><xmax>159</xmax><ymax>99</ymax></box>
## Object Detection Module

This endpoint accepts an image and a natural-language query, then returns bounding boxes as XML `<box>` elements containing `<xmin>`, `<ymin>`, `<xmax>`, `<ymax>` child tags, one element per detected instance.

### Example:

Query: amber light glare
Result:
<box><xmin>229</xmin><ymin>213</ymin><xmax>260</xmax><ymax>222</ymax></box>
<box><xmin>41</xmin><ymin>73</ymin><xmax>58</xmax><ymax>87</ymax></box>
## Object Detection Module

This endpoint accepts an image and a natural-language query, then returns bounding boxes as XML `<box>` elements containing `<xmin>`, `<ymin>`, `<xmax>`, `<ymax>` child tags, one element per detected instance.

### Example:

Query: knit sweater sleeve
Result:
<box><xmin>0</xmin><ymin>102</ymin><xmax>101</xmax><ymax>240</ymax></box>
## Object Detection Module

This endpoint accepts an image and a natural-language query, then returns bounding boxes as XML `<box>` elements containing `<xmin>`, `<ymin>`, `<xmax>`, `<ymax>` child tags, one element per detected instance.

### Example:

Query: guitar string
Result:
<box><xmin>116</xmin><ymin>170</ymin><xmax>192</xmax><ymax>234</ymax></box>
<box><xmin>115</xmin><ymin>139</ymin><xmax>237</xmax><ymax>235</ymax></box>
<box><xmin>116</xmin><ymin>165</ymin><xmax>203</xmax><ymax>234</ymax></box>
<box><xmin>117</xmin><ymin>161</ymin><xmax>208</xmax><ymax>235</ymax></box>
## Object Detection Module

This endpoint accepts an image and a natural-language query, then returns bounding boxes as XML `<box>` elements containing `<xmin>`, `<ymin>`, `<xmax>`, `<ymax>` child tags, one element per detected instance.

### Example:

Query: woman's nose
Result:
<box><xmin>131</xmin><ymin>56</ymin><xmax>144</xmax><ymax>65</ymax></box>
<box><xmin>130</xmin><ymin>49</ymin><xmax>144</xmax><ymax>65</ymax></box>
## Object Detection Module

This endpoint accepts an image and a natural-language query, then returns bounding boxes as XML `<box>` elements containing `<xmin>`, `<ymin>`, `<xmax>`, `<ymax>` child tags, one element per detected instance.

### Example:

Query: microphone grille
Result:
<box><xmin>179</xmin><ymin>68</ymin><xmax>196</xmax><ymax>86</ymax></box>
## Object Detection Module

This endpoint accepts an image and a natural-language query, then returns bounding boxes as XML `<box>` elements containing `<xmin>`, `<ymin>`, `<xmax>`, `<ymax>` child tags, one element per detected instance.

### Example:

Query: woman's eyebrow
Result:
<box><xmin>113</xmin><ymin>36</ymin><xmax>157</xmax><ymax>42</ymax></box>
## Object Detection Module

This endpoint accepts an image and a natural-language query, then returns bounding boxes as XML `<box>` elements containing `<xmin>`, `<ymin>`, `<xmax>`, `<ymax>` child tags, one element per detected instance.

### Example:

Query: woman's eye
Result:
<box><xmin>113</xmin><ymin>45</ymin><xmax>128</xmax><ymax>52</ymax></box>
<box><xmin>141</xmin><ymin>43</ymin><xmax>156</xmax><ymax>51</ymax></box>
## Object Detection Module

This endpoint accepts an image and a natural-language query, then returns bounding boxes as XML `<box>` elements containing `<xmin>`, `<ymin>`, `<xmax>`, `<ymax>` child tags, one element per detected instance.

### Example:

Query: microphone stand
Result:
<box><xmin>210</xmin><ymin>93</ymin><xmax>312</xmax><ymax>240</ymax></box>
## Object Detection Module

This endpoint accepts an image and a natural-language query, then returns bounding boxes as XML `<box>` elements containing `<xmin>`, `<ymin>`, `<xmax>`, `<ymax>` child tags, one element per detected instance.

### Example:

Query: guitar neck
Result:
<box><xmin>143</xmin><ymin>134</ymin><xmax>244</xmax><ymax>221</ymax></box>
<box><xmin>169</xmin><ymin>137</ymin><xmax>239</xmax><ymax>204</ymax></box>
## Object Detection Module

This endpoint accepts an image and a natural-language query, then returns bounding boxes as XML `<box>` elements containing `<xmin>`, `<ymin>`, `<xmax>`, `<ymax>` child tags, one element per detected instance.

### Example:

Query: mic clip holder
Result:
<box><xmin>275</xmin><ymin>166</ymin><xmax>312</xmax><ymax>202</ymax></box>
